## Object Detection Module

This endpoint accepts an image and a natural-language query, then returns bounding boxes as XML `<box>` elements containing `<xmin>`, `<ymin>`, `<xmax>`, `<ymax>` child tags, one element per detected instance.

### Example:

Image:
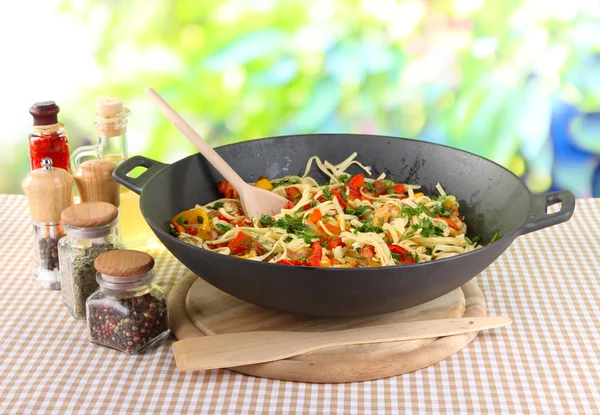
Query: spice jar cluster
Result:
<box><xmin>21</xmin><ymin>98</ymin><xmax>169</xmax><ymax>354</ymax></box>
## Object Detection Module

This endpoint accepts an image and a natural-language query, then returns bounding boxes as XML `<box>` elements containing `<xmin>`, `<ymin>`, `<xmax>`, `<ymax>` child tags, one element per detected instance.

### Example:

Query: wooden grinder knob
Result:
<box><xmin>74</xmin><ymin>159</ymin><xmax>120</xmax><ymax>207</ymax></box>
<box><xmin>21</xmin><ymin>158</ymin><xmax>74</xmax><ymax>223</ymax></box>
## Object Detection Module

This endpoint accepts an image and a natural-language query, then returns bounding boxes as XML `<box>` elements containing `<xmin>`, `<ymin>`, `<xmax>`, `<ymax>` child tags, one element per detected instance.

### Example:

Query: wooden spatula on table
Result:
<box><xmin>172</xmin><ymin>316</ymin><xmax>511</xmax><ymax>371</ymax></box>
<box><xmin>145</xmin><ymin>88</ymin><xmax>288</xmax><ymax>218</ymax></box>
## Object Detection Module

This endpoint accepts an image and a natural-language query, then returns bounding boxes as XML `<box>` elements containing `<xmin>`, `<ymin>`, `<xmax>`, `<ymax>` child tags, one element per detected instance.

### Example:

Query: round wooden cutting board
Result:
<box><xmin>168</xmin><ymin>272</ymin><xmax>486</xmax><ymax>383</ymax></box>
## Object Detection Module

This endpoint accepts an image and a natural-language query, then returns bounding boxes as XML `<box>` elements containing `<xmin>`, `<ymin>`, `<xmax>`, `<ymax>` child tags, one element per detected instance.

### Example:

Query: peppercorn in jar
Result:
<box><xmin>58</xmin><ymin>202</ymin><xmax>125</xmax><ymax>319</ymax></box>
<box><xmin>86</xmin><ymin>250</ymin><xmax>169</xmax><ymax>354</ymax></box>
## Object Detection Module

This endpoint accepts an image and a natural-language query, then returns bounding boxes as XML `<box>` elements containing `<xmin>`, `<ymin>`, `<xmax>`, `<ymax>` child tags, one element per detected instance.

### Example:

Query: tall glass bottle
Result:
<box><xmin>71</xmin><ymin>98</ymin><xmax>156</xmax><ymax>248</ymax></box>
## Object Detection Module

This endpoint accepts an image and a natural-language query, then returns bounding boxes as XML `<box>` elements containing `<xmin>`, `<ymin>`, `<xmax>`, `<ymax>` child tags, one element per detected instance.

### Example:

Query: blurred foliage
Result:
<box><xmin>4</xmin><ymin>0</ymin><xmax>600</xmax><ymax>196</ymax></box>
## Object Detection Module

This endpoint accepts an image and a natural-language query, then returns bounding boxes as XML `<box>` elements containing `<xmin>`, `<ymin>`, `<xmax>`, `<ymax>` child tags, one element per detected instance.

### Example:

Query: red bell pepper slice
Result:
<box><xmin>283</xmin><ymin>202</ymin><xmax>295</xmax><ymax>209</ymax></box>
<box><xmin>227</xmin><ymin>231</ymin><xmax>252</xmax><ymax>255</ymax></box>
<box><xmin>285</xmin><ymin>186</ymin><xmax>302</xmax><ymax>202</ymax></box>
<box><xmin>388</xmin><ymin>244</ymin><xmax>415</xmax><ymax>264</ymax></box>
<box><xmin>332</xmin><ymin>189</ymin><xmax>348</xmax><ymax>209</ymax></box>
<box><xmin>326</xmin><ymin>236</ymin><xmax>345</xmax><ymax>250</ymax></box>
<box><xmin>347</xmin><ymin>174</ymin><xmax>365</xmax><ymax>191</ymax></box>
<box><xmin>306</xmin><ymin>241</ymin><xmax>323</xmax><ymax>267</ymax></box>
<box><xmin>276</xmin><ymin>259</ymin><xmax>306</xmax><ymax>266</ymax></box>
<box><xmin>215</xmin><ymin>212</ymin><xmax>231</xmax><ymax>222</ymax></box>
<box><xmin>348</xmin><ymin>188</ymin><xmax>364</xmax><ymax>201</ymax></box>
<box><xmin>391</xmin><ymin>184</ymin><xmax>406</xmax><ymax>194</ymax></box>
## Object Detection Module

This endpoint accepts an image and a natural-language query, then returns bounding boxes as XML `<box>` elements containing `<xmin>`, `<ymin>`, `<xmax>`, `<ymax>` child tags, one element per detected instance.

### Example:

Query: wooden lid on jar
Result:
<box><xmin>94</xmin><ymin>250</ymin><xmax>155</xmax><ymax>277</ymax></box>
<box><xmin>73</xmin><ymin>159</ymin><xmax>120</xmax><ymax>207</ymax></box>
<box><xmin>21</xmin><ymin>158</ymin><xmax>74</xmax><ymax>223</ymax></box>
<box><xmin>61</xmin><ymin>201</ymin><xmax>118</xmax><ymax>228</ymax></box>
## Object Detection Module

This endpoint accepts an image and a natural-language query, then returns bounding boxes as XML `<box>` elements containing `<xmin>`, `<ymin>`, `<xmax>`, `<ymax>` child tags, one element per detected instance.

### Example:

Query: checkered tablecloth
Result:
<box><xmin>1</xmin><ymin>194</ymin><xmax>599</xmax><ymax>414</ymax></box>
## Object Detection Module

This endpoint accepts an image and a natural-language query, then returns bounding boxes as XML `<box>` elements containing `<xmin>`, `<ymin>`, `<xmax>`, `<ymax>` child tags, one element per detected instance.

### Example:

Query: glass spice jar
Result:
<box><xmin>22</xmin><ymin>158</ymin><xmax>74</xmax><ymax>290</ymax></box>
<box><xmin>58</xmin><ymin>202</ymin><xmax>125</xmax><ymax>320</ymax></box>
<box><xmin>86</xmin><ymin>250</ymin><xmax>169</xmax><ymax>354</ymax></box>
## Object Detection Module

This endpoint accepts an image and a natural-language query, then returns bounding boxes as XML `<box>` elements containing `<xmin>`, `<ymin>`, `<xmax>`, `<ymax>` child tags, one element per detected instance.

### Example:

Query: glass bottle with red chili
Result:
<box><xmin>28</xmin><ymin>101</ymin><xmax>71</xmax><ymax>172</ymax></box>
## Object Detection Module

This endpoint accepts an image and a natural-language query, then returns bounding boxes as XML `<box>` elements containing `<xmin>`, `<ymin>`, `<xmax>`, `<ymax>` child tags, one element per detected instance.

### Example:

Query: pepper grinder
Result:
<box><xmin>73</xmin><ymin>159</ymin><xmax>120</xmax><ymax>207</ymax></box>
<box><xmin>22</xmin><ymin>158</ymin><xmax>74</xmax><ymax>290</ymax></box>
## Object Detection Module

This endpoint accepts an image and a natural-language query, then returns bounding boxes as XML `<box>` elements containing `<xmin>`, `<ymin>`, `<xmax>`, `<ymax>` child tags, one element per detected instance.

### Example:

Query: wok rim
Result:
<box><xmin>140</xmin><ymin>133</ymin><xmax>531</xmax><ymax>272</ymax></box>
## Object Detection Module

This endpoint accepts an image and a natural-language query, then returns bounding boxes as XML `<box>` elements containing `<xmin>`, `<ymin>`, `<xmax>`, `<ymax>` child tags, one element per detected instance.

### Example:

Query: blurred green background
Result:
<box><xmin>2</xmin><ymin>0</ymin><xmax>599</xmax><ymax>196</ymax></box>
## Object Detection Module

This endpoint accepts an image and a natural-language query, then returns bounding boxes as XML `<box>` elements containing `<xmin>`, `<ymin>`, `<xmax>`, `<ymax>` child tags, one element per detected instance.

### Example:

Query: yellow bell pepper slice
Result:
<box><xmin>172</xmin><ymin>207</ymin><xmax>211</xmax><ymax>231</ymax></box>
<box><xmin>255</xmin><ymin>178</ymin><xmax>273</xmax><ymax>191</ymax></box>
<box><xmin>414</xmin><ymin>192</ymin><xmax>424</xmax><ymax>198</ymax></box>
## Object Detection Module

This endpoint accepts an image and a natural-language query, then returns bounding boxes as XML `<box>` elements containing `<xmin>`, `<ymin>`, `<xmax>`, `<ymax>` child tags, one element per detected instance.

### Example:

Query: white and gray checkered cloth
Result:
<box><xmin>1</xmin><ymin>194</ymin><xmax>599</xmax><ymax>414</ymax></box>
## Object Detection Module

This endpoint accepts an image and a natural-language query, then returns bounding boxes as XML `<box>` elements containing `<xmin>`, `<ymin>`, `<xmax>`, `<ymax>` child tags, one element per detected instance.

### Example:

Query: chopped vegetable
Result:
<box><xmin>307</xmin><ymin>209</ymin><xmax>323</xmax><ymax>224</ymax></box>
<box><xmin>285</xmin><ymin>186</ymin><xmax>302</xmax><ymax>202</ymax></box>
<box><xmin>276</xmin><ymin>259</ymin><xmax>306</xmax><ymax>266</ymax></box>
<box><xmin>389</xmin><ymin>245</ymin><xmax>415</xmax><ymax>264</ymax></box>
<box><xmin>217</xmin><ymin>181</ymin><xmax>239</xmax><ymax>199</ymax></box>
<box><xmin>491</xmin><ymin>233</ymin><xmax>501</xmax><ymax>243</ymax></box>
<box><xmin>391</xmin><ymin>184</ymin><xmax>405</xmax><ymax>194</ymax></box>
<box><xmin>347</xmin><ymin>174</ymin><xmax>365</xmax><ymax>191</ymax></box>
<box><xmin>306</xmin><ymin>242</ymin><xmax>323</xmax><ymax>267</ymax></box>
<box><xmin>359</xmin><ymin>245</ymin><xmax>376</xmax><ymax>260</ymax></box>
<box><xmin>255</xmin><ymin>178</ymin><xmax>273</xmax><ymax>191</ymax></box>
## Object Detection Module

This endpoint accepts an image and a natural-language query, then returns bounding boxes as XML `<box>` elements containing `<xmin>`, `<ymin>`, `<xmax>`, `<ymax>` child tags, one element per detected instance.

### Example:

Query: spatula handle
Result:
<box><xmin>318</xmin><ymin>316</ymin><xmax>511</xmax><ymax>345</ymax></box>
<box><xmin>145</xmin><ymin>88</ymin><xmax>247</xmax><ymax>190</ymax></box>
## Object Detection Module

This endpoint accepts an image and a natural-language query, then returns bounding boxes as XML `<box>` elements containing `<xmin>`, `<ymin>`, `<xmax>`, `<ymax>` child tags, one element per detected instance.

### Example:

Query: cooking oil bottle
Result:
<box><xmin>71</xmin><ymin>98</ymin><xmax>157</xmax><ymax>248</ymax></box>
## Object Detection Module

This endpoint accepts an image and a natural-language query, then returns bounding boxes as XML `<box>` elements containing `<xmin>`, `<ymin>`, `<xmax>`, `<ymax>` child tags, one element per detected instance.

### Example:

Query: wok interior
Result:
<box><xmin>140</xmin><ymin>134</ymin><xmax>531</xmax><ymax>243</ymax></box>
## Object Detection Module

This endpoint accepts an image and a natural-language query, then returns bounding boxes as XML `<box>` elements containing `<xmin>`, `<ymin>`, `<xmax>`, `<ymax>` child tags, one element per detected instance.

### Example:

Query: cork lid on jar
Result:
<box><xmin>61</xmin><ymin>201</ymin><xmax>118</xmax><ymax>228</ymax></box>
<box><xmin>94</xmin><ymin>250</ymin><xmax>155</xmax><ymax>278</ymax></box>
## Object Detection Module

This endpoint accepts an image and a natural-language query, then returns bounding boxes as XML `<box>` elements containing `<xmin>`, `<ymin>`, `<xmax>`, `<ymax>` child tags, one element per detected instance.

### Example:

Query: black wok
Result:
<box><xmin>114</xmin><ymin>134</ymin><xmax>575</xmax><ymax>317</ymax></box>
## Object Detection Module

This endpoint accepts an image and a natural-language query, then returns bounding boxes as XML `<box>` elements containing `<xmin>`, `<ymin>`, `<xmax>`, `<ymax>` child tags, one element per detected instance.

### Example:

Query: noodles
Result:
<box><xmin>170</xmin><ymin>154</ymin><xmax>482</xmax><ymax>268</ymax></box>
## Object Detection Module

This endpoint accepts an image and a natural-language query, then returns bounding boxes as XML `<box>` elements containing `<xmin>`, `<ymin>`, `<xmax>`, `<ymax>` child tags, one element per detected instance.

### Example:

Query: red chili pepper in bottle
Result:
<box><xmin>28</xmin><ymin>101</ymin><xmax>71</xmax><ymax>172</ymax></box>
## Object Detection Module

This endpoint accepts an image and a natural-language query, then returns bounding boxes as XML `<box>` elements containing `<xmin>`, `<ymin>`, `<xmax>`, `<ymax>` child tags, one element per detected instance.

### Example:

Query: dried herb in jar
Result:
<box><xmin>58</xmin><ymin>201</ymin><xmax>124</xmax><ymax>320</ymax></box>
<box><xmin>61</xmin><ymin>242</ymin><xmax>120</xmax><ymax>319</ymax></box>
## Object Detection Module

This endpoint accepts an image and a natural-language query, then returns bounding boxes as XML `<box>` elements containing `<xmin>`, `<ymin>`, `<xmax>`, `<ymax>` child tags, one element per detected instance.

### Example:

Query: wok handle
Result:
<box><xmin>112</xmin><ymin>155</ymin><xmax>168</xmax><ymax>195</ymax></box>
<box><xmin>521</xmin><ymin>190</ymin><xmax>576</xmax><ymax>235</ymax></box>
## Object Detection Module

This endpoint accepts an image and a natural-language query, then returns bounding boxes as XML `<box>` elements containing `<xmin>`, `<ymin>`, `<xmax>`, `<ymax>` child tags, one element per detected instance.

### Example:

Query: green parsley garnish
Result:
<box><xmin>197</xmin><ymin>216</ymin><xmax>204</xmax><ymax>224</ymax></box>
<box><xmin>365</xmin><ymin>182</ymin><xmax>376</xmax><ymax>192</ymax></box>
<box><xmin>491</xmin><ymin>233</ymin><xmax>501</xmax><ymax>243</ymax></box>
<box><xmin>402</xmin><ymin>205</ymin><xmax>433</xmax><ymax>217</ymax></box>
<box><xmin>309</xmin><ymin>198</ymin><xmax>318</xmax><ymax>208</ymax></box>
<box><xmin>284</xmin><ymin>236</ymin><xmax>293</xmax><ymax>243</ymax></box>
<box><xmin>322</xmin><ymin>187</ymin><xmax>332</xmax><ymax>199</ymax></box>
<box><xmin>259</xmin><ymin>215</ymin><xmax>273</xmax><ymax>227</ymax></box>
<box><xmin>339</xmin><ymin>190</ymin><xmax>349</xmax><ymax>202</ymax></box>
<box><xmin>215</xmin><ymin>223</ymin><xmax>231</xmax><ymax>233</ymax></box>
<box><xmin>426</xmin><ymin>247</ymin><xmax>433</xmax><ymax>255</ymax></box>
<box><xmin>175</xmin><ymin>216</ymin><xmax>185</xmax><ymax>225</ymax></box>
<box><xmin>383</xmin><ymin>179</ymin><xmax>394</xmax><ymax>187</ymax></box>
<box><xmin>345</xmin><ymin>205</ymin><xmax>371</xmax><ymax>217</ymax></box>
<box><xmin>472</xmin><ymin>235</ymin><xmax>481</xmax><ymax>243</ymax></box>
<box><xmin>387</xmin><ymin>188</ymin><xmax>397</xmax><ymax>194</ymax></box>
<box><xmin>412</xmin><ymin>218</ymin><xmax>445</xmax><ymax>237</ymax></box>
<box><xmin>271</xmin><ymin>177</ymin><xmax>301</xmax><ymax>188</ymax></box>
<box><xmin>355</xmin><ymin>221</ymin><xmax>384</xmax><ymax>234</ymax></box>
<box><xmin>338</xmin><ymin>174</ymin><xmax>350</xmax><ymax>184</ymax></box>
<box><xmin>391</xmin><ymin>252</ymin><xmax>402</xmax><ymax>261</ymax></box>
<box><xmin>207</xmin><ymin>201</ymin><xmax>224</xmax><ymax>210</ymax></box>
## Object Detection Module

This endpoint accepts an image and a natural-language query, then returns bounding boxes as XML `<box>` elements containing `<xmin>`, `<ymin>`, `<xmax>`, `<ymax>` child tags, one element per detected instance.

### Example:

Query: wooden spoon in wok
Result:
<box><xmin>145</xmin><ymin>88</ymin><xmax>288</xmax><ymax>218</ymax></box>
